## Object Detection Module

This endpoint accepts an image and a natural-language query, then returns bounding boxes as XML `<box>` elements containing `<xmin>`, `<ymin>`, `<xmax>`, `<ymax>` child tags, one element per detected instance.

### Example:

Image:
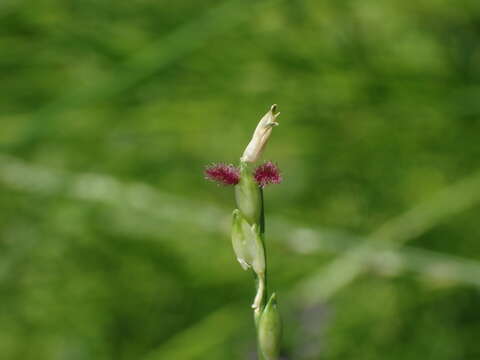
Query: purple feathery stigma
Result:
<box><xmin>204</xmin><ymin>163</ymin><xmax>240</xmax><ymax>186</ymax></box>
<box><xmin>254</xmin><ymin>161</ymin><xmax>282</xmax><ymax>188</ymax></box>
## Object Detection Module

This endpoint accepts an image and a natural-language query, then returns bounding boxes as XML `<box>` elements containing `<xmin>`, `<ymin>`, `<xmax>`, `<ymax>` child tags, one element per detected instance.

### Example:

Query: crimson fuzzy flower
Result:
<box><xmin>205</xmin><ymin>161</ymin><xmax>282</xmax><ymax>187</ymax></box>
<box><xmin>254</xmin><ymin>161</ymin><xmax>282</xmax><ymax>188</ymax></box>
<box><xmin>204</xmin><ymin>163</ymin><xmax>240</xmax><ymax>186</ymax></box>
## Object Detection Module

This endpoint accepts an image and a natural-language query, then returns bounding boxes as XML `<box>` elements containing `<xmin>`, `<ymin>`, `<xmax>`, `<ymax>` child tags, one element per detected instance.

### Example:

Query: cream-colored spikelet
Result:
<box><xmin>241</xmin><ymin>104</ymin><xmax>280</xmax><ymax>163</ymax></box>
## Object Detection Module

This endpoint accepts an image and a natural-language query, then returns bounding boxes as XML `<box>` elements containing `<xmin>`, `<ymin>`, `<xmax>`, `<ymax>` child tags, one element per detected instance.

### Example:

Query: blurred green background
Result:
<box><xmin>2</xmin><ymin>0</ymin><xmax>480</xmax><ymax>359</ymax></box>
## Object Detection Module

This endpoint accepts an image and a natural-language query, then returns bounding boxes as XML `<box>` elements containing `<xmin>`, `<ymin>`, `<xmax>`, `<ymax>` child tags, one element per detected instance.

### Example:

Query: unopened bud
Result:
<box><xmin>258</xmin><ymin>293</ymin><xmax>282</xmax><ymax>360</ymax></box>
<box><xmin>231</xmin><ymin>209</ymin><xmax>265</xmax><ymax>274</ymax></box>
<box><xmin>235</xmin><ymin>163</ymin><xmax>261</xmax><ymax>225</ymax></box>
<box><xmin>241</xmin><ymin>104</ymin><xmax>280</xmax><ymax>163</ymax></box>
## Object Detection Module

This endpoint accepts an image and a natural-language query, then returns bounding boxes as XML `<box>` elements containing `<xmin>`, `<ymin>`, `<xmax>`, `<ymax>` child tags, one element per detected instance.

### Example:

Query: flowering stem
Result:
<box><xmin>205</xmin><ymin>105</ymin><xmax>283</xmax><ymax>360</ymax></box>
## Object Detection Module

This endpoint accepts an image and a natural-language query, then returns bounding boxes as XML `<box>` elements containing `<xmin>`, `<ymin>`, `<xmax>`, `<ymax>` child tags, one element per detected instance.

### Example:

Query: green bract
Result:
<box><xmin>258</xmin><ymin>293</ymin><xmax>282</xmax><ymax>360</ymax></box>
<box><xmin>234</xmin><ymin>163</ymin><xmax>261</xmax><ymax>225</ymax></box>
<box><xmin>231</xmin><ymin>209</ymin><xmax>265</xmax><ymax>274</ymax></box>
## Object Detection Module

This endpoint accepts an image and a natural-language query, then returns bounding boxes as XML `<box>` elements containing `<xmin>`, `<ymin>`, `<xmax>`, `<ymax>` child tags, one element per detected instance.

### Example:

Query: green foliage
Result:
<box><xmin>1</xmin><ymin>0</ymin><xmax>480</xmax><ymax>359</ymax></box>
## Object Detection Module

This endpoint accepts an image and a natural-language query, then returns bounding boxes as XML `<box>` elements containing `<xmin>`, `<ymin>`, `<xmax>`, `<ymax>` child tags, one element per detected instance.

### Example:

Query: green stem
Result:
<box><xmin>259</xmin><ymin>188</ymin><xmax>268</xmax><ymax>308</ymax></box>
<box><xmin>255</xmin><ymin>187</ymin><xmax>268</xmax><ymax>360</ymax></box>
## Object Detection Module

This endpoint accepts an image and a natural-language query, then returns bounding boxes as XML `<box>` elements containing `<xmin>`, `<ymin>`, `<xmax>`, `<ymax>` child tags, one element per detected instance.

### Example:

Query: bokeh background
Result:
<box><xmin>2</xmin><ymin>0</ymin><xmax>480</xmax><ymax>359</ymax></box>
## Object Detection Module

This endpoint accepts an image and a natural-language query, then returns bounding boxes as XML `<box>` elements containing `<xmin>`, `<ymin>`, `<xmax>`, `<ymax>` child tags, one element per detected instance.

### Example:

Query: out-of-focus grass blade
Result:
<box><xmin>7</xmin><ymin>0</ymin><xmax>279</xmax><ymax>151</ymax></box>
<box><xmin>294</xmin><ymin>167</ymin><xmax>480</xmax><ymax>306</ymax></box>
<box><xmin>3</xmin><ymin>154</ymin><xmax>480</xmax><ymax>359</ymax></box>
<box><xmin>2</xmin><ymin>153</ymin><xmax>480</xmax><ymax>290</ymax></box>
<box><xmin>142</xmin><ymin>303</ymin><xmax>245</xmax><ymax>360</ymax></box>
